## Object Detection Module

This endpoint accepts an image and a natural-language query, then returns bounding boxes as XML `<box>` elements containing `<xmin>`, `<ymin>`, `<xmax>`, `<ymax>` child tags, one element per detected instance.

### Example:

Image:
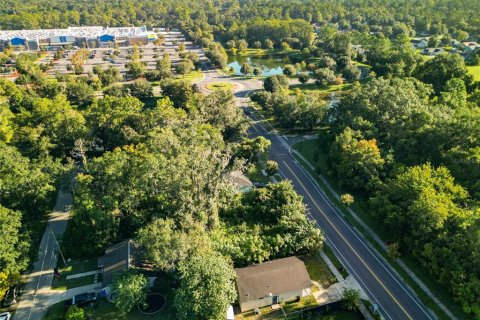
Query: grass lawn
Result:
<box><xmin>291</xmin><ymin>138</ymin><xmax>471</xmax><ymax>320</ymax></box>
<box><xmin>246</xmin><ymin>162</ymin><xmax>270</xmax><ymax>184</ymax></box>
<box><xmin>289</xmin><ymin>83</ymin><xmax>353</xmax><ymax>95</ymax></box>
<box><xmin>352</xmin><ymin>61</ymin><xmax>371</xmax><ymax>68</ymax></box>
<box><xmin>231</xmin><ymin>48</ymin><xmax>301</xmax><ymax>57</ymax></box>
<box><xmin>299</xmin><ymin>254</ymin><xmax>337</xmax><ymax>288</ymax></box>
<box><xmin>206</xmin><ymin>81</ymin><xmax>235</xmax><ymax>91</ymax></box>
<box><xmin>173</xmin><ymin>70</ymin><xmax>203</xmax><ymax>83</ymax></box>
<box><xmin>141</xmin><ymin>96</ymin><xmax>162</xmax><ymax>108</ymax></box>
<box><xmin>46</xmin><ymin>274</ymin><xmax>176</xmax><ymax>320</ymax></box>
<box><xmin>322</xmin><ymin>245</ymin><xmax>349</xmax><ymax>279</ymax></box>
<box><xmin>282</xmin><ymin>296</ymin><xmax>318</xmax><ymax>314</ymax></box>
<box><xmin>238</xmin><ymin>306</ymin><xmax>283</xmax><ymax>320</ymax></box>
<box><xmin>51</xmin><ymin>258</ymin><xmax>99</xmax><ymax>290</ymax></box>
<box><xmin>467</xmin><ymin>65</ymin><xmax>480</xmax><ymax>81</ymax></box>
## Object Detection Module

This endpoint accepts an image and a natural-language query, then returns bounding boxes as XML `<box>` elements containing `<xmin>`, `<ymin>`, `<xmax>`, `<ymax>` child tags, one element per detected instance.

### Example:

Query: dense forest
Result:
<box><xmin>1</xmin><ymin>0</ymin><xmax>480</xmax><ymax>319</ymax></box>
<box><xmin>1</xmin><ymin>0</ymin><xmax>480</xmax><ymax>42</ymax></box>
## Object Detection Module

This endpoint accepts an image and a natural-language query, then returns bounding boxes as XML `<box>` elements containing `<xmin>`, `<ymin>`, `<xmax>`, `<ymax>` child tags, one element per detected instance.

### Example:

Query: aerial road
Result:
<box><xmin>236</xmin><ymin>90</ymin><xmax>437</xmax><ymax>320</ymax></box>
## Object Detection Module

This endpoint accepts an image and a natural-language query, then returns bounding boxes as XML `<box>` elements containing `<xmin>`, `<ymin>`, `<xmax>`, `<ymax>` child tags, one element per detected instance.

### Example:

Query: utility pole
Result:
<box><xmin>50</xmin><ymin>229</ymin><xmax>67</xmax><ymax>266</ymax></box>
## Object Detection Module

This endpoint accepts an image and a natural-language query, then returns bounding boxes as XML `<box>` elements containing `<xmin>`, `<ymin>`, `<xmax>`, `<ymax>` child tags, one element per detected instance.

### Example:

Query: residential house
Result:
<box><xmin>451</xmin><ymin>39</ymin><xmax>462</xmax><ymax>48</ymax></box>
<box><xmin>235</xmin><ymin>257</ymin><xmax>312</xmax><ymax>312</ymax></box>
<box><xmin>98</xmin><ymin>240</ymin><xmax>131</xmax><ymax>286</ymax></box>
<box><xmin>422</xmin><ymin>48</ymin><xmax>445</xmax><ymax>56</ymax></box>
<box><xmin>463</xmin><ymin>42</ymin><xmax>480</xmax><ymax>53</ymax></box>
<box><xmin>410</xmin><ymin>38</ymin><xmax>428</xmax><ymax>49</ymax></box>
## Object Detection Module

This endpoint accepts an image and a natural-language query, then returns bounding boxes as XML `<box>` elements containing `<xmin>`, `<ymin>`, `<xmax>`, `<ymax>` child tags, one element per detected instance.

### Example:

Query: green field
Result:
<box><xmin>173</xmin><ymin>70</ymin><xmax>203</xmax><ymax>83</ymax></box>
<box><xmin>51</xmin><ymin>258</ymin><xmax>99</xmax><ymax>290</ymax></box>
<box><xmin>467</xmin><ymin>66</ymin><xmax>480</xmax><ymax>81</ymax></box>
<box><xmin>299</xmin><ymin>254</ymin><xmax>337</xmax><ymax>288</ymax></box>
<box><xmin>206</xmin><ymin>81</ymin><xmax>235</xmax><ymax>91</ymax></box>
<box><xmin>45</xmin><ymin>275</ymin><xmax>176</xmax><ymax>320</ymax></box>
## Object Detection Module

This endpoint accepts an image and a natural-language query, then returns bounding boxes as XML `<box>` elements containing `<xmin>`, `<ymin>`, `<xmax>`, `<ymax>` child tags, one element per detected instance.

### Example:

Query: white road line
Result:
<box><xmin>240</xmin><ymin>89</ymin><xmax>434</xmax><ymax>320</ymax></box>
<box><xmin>290</xmin><ymin>153</ymin><xmax>435</xmax><ymax>320</ymax></box>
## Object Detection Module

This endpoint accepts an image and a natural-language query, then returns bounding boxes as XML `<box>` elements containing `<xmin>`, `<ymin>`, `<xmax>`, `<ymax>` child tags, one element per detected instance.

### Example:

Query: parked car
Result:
<box><xmin>0</xmin><ymin>312</ymin><xmax>11</xmax><ymax>320</ymax></box>
<box><xmin>64</xmin><ymin>292</ymin><xmax>97</xmax><ymax>309</ymax></box>
<box><xmin>252</xmin><ymin>182</ymin><xmax>267</xmax><ymax>188</ymax></box>
<box><xmin>2</xmin><ymin>286</ymin><xmax>18</xmax><ymax>307</ymax></box>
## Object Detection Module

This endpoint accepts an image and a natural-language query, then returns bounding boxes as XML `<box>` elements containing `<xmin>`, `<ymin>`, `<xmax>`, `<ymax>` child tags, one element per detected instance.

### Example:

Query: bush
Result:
<box><xmin>265</xmin><ymin>160</ymin><xmax>279</xmax><ymax>176</ymax></box>
<box><xmin>65</xmin><ymin>305</ymin><xmax>85</xmax><ymax>320</ymax></box>
<box><xmin>263</xmin><ymin>74</ymin><xmax>289</xmax><ymax>92</ymax></box>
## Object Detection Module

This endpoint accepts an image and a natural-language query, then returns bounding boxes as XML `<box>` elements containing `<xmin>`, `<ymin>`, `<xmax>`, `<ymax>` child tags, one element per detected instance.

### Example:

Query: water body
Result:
<box><xmin>227</xmin><ymin>54</ymin><xmax>288</xmax><ymax>76</ymax></box>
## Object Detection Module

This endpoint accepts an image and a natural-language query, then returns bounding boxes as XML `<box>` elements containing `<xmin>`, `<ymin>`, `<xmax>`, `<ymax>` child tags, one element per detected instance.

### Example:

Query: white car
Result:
<box><xmin>0</xmin><ymin>312</ymin><xmax>11</xmax><ymax>320</ymax></box>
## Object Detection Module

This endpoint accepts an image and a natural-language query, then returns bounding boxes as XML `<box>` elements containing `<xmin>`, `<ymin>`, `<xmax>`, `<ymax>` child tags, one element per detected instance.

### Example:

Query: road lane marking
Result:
<box><xmin>282</xmin><ymin>160</ymin><xmax>414</xmax><ymax>320</ymax></box>
<box><xmin>241</xmin><ymin>89</ymin><xmax>433</xmax><ymax>319</ymax></box>
<box><xmin>307</xmin><ymin>210</ymin><xmax>393</xmax><ymax>320</ymax></box>
<box><xmin>296</xmin><ymin>159</ymin><xmax>435</xmax><ymax>320</ymax></box>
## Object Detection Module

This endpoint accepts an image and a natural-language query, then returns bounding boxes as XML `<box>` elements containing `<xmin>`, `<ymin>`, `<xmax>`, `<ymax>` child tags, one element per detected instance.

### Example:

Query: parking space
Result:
<box><xmin>36</xmin><ymin>31</ymin><xmax>206</xmax><ymax>77</ymax></box>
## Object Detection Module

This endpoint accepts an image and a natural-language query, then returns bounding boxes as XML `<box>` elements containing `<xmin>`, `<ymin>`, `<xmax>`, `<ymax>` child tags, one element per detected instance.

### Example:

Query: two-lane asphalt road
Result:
<box><xmin>239</xmin><ymin>93</ymin><xmax>436</xmax><ymax>320</ymax></box>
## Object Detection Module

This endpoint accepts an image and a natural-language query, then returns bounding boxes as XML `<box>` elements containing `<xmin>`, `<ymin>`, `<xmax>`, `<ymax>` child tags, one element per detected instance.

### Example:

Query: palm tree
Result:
<box><xmin>342</xmin><ymin>288</ymin><xmax>361</xmax><ymax>311</ymax></box>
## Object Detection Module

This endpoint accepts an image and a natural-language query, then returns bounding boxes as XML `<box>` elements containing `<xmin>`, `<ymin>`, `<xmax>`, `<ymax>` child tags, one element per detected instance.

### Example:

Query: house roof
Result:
<box><xmin>98</xmin><ymin>240</ymin><xmax>130</xmax><ymax>285</ymax></box>
<box><xmin>235</xmin><ymin>257</ymin><xmax>311</xmax><ymax>304</ymax></box>
<box><xmin>226</xmin><ymin>170</ymin><xmax>253</xmax><ymax>189</ymax></box>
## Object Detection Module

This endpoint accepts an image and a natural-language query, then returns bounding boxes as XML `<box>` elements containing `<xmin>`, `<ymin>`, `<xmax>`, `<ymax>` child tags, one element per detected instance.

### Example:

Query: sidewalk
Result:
<box><xmin>314</xmin><ymin>251</ymin><xmax>373</xmax><ymax>320</ymax></box>
<box><xmin>14</xmin><ymin>189</ymin><xmax>72</xmax><ymax>320</ymax></box>
<box><xmin>291</xmin><ymin>148</ymin><xmax>456</xmax><ymax>320</ymax></box>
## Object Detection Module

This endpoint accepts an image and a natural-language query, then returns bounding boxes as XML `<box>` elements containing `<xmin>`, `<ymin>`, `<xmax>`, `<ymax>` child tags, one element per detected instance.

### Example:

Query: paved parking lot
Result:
<box><xmin>35</xmin><ymin>31</ymin><xmax>206</xmax><ymax>76</ymax></box>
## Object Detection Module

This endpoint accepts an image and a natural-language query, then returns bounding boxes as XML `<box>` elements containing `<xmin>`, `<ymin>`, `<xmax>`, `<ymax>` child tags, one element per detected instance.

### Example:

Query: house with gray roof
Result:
<box><xmin>97</xmin><ymin>240</ymin><xmax>131</xmax><ymax>286</ymax></box>
<box><xmin>234</xmin><ymin>256</ymin><xmax>312</xmax><ymax>312</ymax></box>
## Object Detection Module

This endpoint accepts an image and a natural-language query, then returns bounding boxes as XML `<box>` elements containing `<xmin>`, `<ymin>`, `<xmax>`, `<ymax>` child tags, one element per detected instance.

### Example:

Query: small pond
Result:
<box><xmin>227</xmin><ymin>54</ymin><xmax>290</xmax><ymax>76</ymax></box>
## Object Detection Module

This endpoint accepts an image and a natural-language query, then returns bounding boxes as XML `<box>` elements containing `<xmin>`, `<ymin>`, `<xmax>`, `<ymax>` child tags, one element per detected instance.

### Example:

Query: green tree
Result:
<box><xmin>126</xmin><ymin>61</ymin><xmax>146</xmax><ymax>79</ymax></box>
<box><xmin>112</xmin><ymin>270</ymin><xmax>148</xmax><ymax>313</ymax></box>
<box><xmin>155</xmin><ymin>53</ymin><xmax>173</xmax><ymax>79</ymax></box>
<box><xmin>136</xmin><ymin>218</ymin><xmax>190</xmax><ymax>272</ymax></box>
<box><xmin>236</xmin><ymin>39</ymin><xmax>248</xmax><ymax>52</ymax></box>
<box><xmin>342</xmin><ymin>64</ymin><xmax>361</xmax><ymax>82</ymax></box>
<box><xmin>175</xmin><ymin>252</ymin><xmax>236</xmax><ymax>320</ymax></box>
<box><xmin>265</xmin><ymin>160</ymin><xmax>279</xmax><ymax>176</ymax></box>
<box><xmin>263</xmin><ymin>74</ymin><xmax>289</xmax><ymax>92</ymax></box>
<box><xmin>240</xmin><ymin>63</ymin><xmax>253</xmax><ymax>76</ymax></box>
<box><xmin>14</xmin><ymin>94</ymin><xmax>87</xmax><ymax>157</ymax></box>
<box><xmin>342</xmin><ymin>288</ymin><xmax>361</xmax><ymax>311</ymax></box>
<box><xmin>176</xmin><ymin>58</ymin><xmax>195</xmax><ymax>76</ymax></box>
<box><xmin>340</xmin><ymin>193</ymin><xmax>354</xmax><ymax>207</ymax></box>
<box><xmin>234</xmin><ymin>136</ymin><xmax>271</xmax><ymax>164</ymax></box>
<box><xmin>65</xmin><ymin>305</ymin><xmax>85</xmax><ymax>320</ymax></box>
<box><xmin>317</xmin><ymin>56</ymin><xmax>336</xmax><ymax>70</ymax></box>
<box><xmin>298</xmin><ymin>72</ymin><xmax>310</xmax><ymax>84</ymax></box>
<box><xmin>263</xmin><ymin>39</ymin><xmax>274</xmax><ymax>49</ymax></box>
<box><xmin>65</xmin><ymin>81</ymin><xmax>94</xmax><ymax>108</ymax></box>
<box><xmin>313</xmin><ymin>67</ymin><xmax>336</xmax><ymax>88</ymax></box>
<box><xmin>87</xmin><ymin>95</ymin><xmax>144</xmax><ymax>150</ymax></box>
<box><xmin>0</xmin><ymin>105</ymin><xmax>14</xmax><ymax>143</ymax></box>
<box><xmin>416</xmin><ymin>53</ymin><xmax>468</xmax><ymax>93</ymax></box>
<box><xmin>190</xmin><ymin>89</ymin><xmax>247</xmax><ymax>140</ymax></box>
<box><xmin>0</xmin><ymin>205</ymin><xmax>29</xmax><ymax>297</ymax></box>
<box><xmin>127</xmin><ymin>79</ymin><xmax>153</xmax><ymax>99</ymax></box>
<box><xmin>283</xmin><ymin>64</ymin><xmax>296</xmax><ymax>77</ymax></box>
<box><xmin>330</xmin><ymin>127</ymin><xmax>385</xmax><ymax>193</ymax></box>
<box><xmin>253</xmin><ymin>67</ymin><xmax>262</xmax><ymax>76</ymax></box>
<box><xmin>161</xmin><ymin>80</ymin><xmax>197</xmax><ymax>108</ymax></box>
<box><xmin>370</xmin><ymin>163</ymin><xmax>469</xmax><ymax>244</ymax></box>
